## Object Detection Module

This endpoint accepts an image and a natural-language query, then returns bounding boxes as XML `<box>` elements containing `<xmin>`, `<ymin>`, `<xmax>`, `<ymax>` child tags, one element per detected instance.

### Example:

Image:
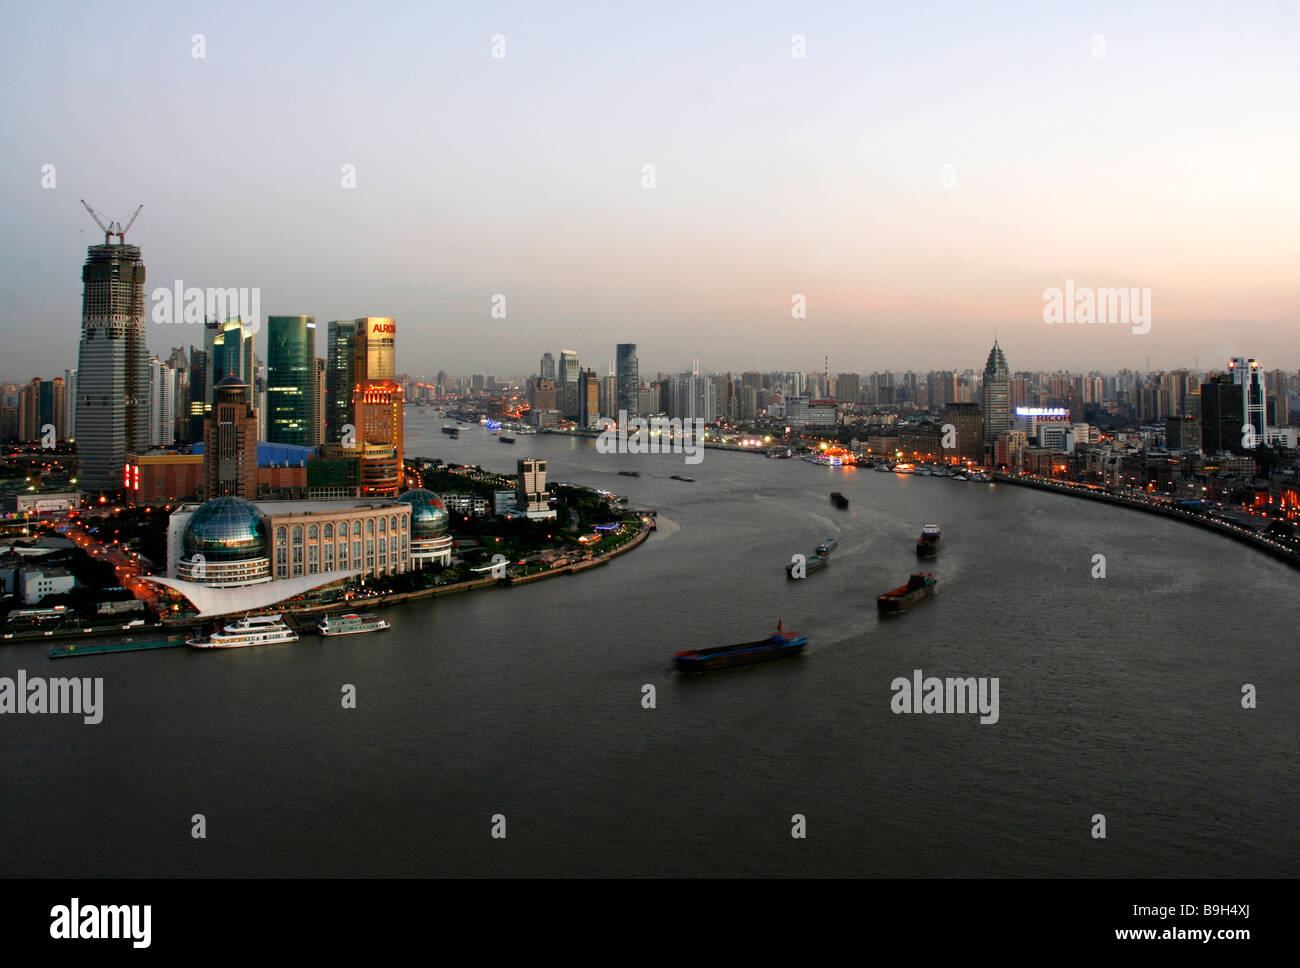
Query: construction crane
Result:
<box><xmin>80</xmin><ymin>199</ymin><xmax>143</xmax><ymax>244</ymax></box>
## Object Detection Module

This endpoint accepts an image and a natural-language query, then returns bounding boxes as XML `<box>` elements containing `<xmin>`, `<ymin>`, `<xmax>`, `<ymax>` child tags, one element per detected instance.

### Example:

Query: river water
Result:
<box><xmin>2</xmin><ymin>414</ymin><xmax>1296</xmax><ymax>876</ymax></box>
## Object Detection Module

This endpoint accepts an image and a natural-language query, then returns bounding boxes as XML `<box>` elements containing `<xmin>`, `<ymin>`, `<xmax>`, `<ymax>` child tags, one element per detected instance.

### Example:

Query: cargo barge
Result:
<box><xmin>916</xmin><ymin>524</ymin><xmax>941</xmax><ymax>558</ymax></box>
<box><xmin>674</xmin><ymin>621</ymin><xmax>807</xmax><ymax>672</ymax></box>
<box><xmin>877</xmin><ymin>573</ymin><xmax>938</xmax><ymax>615</ymax></box>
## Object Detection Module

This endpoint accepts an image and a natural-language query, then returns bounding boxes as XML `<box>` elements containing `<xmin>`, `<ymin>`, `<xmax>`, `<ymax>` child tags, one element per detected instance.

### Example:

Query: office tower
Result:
<box><xmin>18</xmin><ymin>379</ymin><xmax>42</xmax><ymax>441</ymax></box>
<box><xmin>63</xmin><ymin>369</ymin><xmax>77</xmax><ymax>443</ymax></box>
<box><xmin>516</xmin><ymin>458</ymin><xmax>548</xmax><ymax>513</ymax></box>
<box><xmin>981</xmin><ymin>340</ymin><xmax>1012</xmax><ymax>444</ymax></box>
<box><xmin>1200</xmin><ymin>373</ymin><xmax>1246</xmax><ymax>454</ymax></box>
<box><xmin>616</xmin><ymin>344</ymin><xmax>639</xmax><ymax>416</ymax></box>
<box><xmin>354</xmin><ymin>317</ymin><xmax>396</xmax><ymax>381</ymax></box>
<box><xmin>266</xmin><ymin>316</ymin><xmax>317</xmax><ymax>445</ymax></box>
<box><xmin>944</xmin><ymin>402</ymin><xmax>984</xmax><ymax>464</ymax></box>
<box><xmin>1165</xmin><ymin>416</ymin><xmax>1201</xmax><ymax>452</ymax></box>
<box><xmin>313</xmin><ymin>358</ymin><xmax>327</xmax><ymax>446</ymax></box>
<box><xmin>149</xmin><ymin>358</ymin><xmax>176</xmax><ymax>447</ymax></box>
<box><xmin>352</xmin><ymin>317</ymin><xmax>403</xmax><ymax>496</ymax></box>
<box><xmin>836</xmin><ymin>373</ymin><xmax>861</xmax><ymax>405</ymax></box>
<box><xmin>325</xmin><ymin>319</ymin><xmax>359</xmax><ymax>444</ymax></box>
<box><xmin>539</xmin><ymin>352</ymin><xmax>556</xmax><ymax>381</ymax></box>
<box><xmin>1229</xmin><ymin>358</ymin><xmax>1267</xmax><ymax>446</ymax></box>
<box><xmin>203</xmin><ymin>377</ymin><xmax>258</xmax><ymax>500</ymax></box>
<box><xmin>599</xmin><ymin>373</ymin><xmax>615</xmax><ymax>419</ymax></box>
<box><xmin>74</xmin><ymin>227</ymin><xmax>149</xmax><ymax>492</ymax></box>
<box><xmin>187</xmin><ymin>349</ymin><xmax>208</xmax><ymax>443</ymax></box>
<box><xmin>579</xmin><ymin>368</ymin><xmax>601</xmax><ymax>427</ymax></box>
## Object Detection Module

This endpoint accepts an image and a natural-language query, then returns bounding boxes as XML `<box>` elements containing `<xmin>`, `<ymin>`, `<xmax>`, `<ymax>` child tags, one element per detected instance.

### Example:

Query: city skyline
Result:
<box><xmin>5</xmin><ymin>2</ymin><xmax>1299</xmax><ymax>377</ymax></box>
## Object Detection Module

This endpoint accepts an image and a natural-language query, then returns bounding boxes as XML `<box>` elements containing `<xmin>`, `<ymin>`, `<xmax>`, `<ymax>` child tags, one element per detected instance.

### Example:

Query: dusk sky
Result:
<box><xmin>3</xmin><ymin>0</ymin><xmax>1298</xmax><ymax>380</ymax></box>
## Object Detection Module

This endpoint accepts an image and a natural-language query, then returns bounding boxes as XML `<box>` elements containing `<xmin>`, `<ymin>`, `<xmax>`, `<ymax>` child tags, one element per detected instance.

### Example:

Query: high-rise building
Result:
<box><xmin>75</xmin><ymin>234</ymin><xmax>149</xmax><ymax>492</ymax></box>
<box><xmin>202</xmin><ymin>377</ymin><xmax>258</xmax><ymax>500</ymax></box>
<box><xmin>516</xmin><ymin>458</ymin><xmax>549</xmax><ymax>514</ymax></box>
<box><xmin>944</xmin><ymin>402</ymin><xmax>984</xmax><ymax>464</ymax></box>
<box><xmin>325</xmin><ymin>319</ymin><xmax>358</xmax><ymax>444</ymax></box>
<box><xmin>312</xmin><ymin>358</ymin><xmax>327</xmax><ymax>446</ymax></box>
<box><xmin>266</xmin><ymin>316</ymin><xmax>317</xmax><ymax>445</ymax></box>
<box><xmin>1229</xmin><ymin>357</ymin><xmax>1267</xmax><ymax>446</ymax></box>
<box><xmin>981</xmin><ymin>340</ymin><xmax>1012</xmax><ymax>445</ymax></box>
<box><xmin>539</xmin><ymin>352</ymin><xmax>556</xmax><ymax>381</ymax></box>
<box><xmin>210</xmin><ymin>318</ymin><xmax>254</xmax><ymax>387</ymax></box>
<box><xmin>149</xmin><ymin>358</ymin><xmax>176</xmax><ymax>447</ymax></box>
<box><xmin>1200</xmin><ymin>374</ymin><xmax>1245</xmax><ymax>455</ymax></box>
<box><xmin>616</xmin><ymin>344</ymin><xmax>638</xmax><ymax>416</ymax></box>
<box><xmin>63</xmin><ymin>369</ymin><xmax>77</xmax><ymax>443</ymax></box>
<box><xmin>352</xmin><ymin>317</ymin><xmax>403</xmax><ymax>497</ymax></box>
<box><xmin>579</xmin><ymin>368</ymin><xmax>601</xmax><ymax>427</ymax></box>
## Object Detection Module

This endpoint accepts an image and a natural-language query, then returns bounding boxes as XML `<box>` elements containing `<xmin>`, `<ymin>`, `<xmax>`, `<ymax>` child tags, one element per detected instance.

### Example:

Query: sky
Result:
<box><xmin>2</xmin><ymin>0</ymin><xmax>1298</xmax><ymax>381</ymax></box>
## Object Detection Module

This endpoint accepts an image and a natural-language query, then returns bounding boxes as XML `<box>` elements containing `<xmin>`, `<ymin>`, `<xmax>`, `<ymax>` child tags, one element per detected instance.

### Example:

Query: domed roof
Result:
<box><xmin>397</xmin><ymin>488</ymin><xmax>449</xmax><ymax>538</ymax></box>
<box><xmin>182</xmin><ymin>496</ymin><xmax>269</xmax><ymax>562</ymax></box>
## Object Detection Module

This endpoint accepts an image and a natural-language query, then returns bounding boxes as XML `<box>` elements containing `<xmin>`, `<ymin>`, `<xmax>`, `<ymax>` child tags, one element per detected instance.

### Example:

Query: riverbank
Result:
<box><xmin>993</xmin><ymin>472</ymin><xmax>1300</xmax><ymax>569</ymax></box>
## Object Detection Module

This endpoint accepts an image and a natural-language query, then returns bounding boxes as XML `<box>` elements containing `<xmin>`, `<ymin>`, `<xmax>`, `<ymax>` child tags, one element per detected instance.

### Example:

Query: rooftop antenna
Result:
<box><xmin>81</xmin><ymin>199</ymin><xmax>143</xmax><ymax>244</ymax></box>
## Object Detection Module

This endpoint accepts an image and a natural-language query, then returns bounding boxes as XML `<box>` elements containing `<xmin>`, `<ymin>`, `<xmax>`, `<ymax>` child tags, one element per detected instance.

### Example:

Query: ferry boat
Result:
<box><xmin>916</xmin><ymin>524</ymin><xmax>941</xmax><ymax>558</ymax></box>
<box><xmin>786</xmin><ymin>554</ymin><xmax>829</xmax><ymax>578</ymax></box>
<box><xmin>673</xmin><ymin>620</ymin><xmax>808</xmax><ymax>672</ymax></box>
<box><xmin>830</xmin><ymin>491</ymin><xmax>849</xmax><ymax>509</ymax></box>
<box><xmin>318</xmin><ymin>613</ymin><xmax>390</xmax><ymax>637</ymax></box>
<box><xmin>877</xmin><ymin>573</ymin><xmax>938</xmax><ymax>615</ymax></box>
<box><xmin>815</xmin><ymin>538</ymin><xmax>838</xmax><ymax>555</ymax></box>
<box><xmin>187</xmin><ymin>614</ymin><xmax>299</xmax><ymax>649</ymax></box>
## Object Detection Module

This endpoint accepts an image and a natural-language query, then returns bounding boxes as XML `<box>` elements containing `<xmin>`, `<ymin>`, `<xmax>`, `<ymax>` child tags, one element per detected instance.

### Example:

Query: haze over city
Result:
<box><xmin>3</xmin><ymin>0</ymin><xmax>1298</xmax><ymax>379</ymax></box>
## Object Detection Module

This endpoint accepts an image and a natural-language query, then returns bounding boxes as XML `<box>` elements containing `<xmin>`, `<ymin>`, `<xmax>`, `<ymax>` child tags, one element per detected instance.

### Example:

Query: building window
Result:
<box><xmin>366</xmin><ymin>539</ymin><xmax>374</xmax><ymax>570</ymax></box>
<box><xmin>353</xmin><ymin>540</ymin><xmax>362</xmax><ymax>564</ymax></box>
<box><xmin>351</xmin><ymin>521</ymin><xmax>361</xmax><ymax>538</ymax></box>
<box><xmin>338</xmin><ymin>542</ymin><xmax>347</xmax><ymax>567</ymax></box>
<box><xmin>378</xmin><ymin>517</ymin><xmax>387</xmax><ymax>534</ymax></box>
<box><xmin>292</xmin><ymin>525</ymin><xmax>303</xmax><ymax>545</ymax></box>
<box><xmin>276</xmin><ymin>526</ymin><xmax>287</xmax><ymax>544</ymax></box>
<box><xmin>366</xmin><ymin>519</ymin><xmax>375</xmax><ymax>536</ymax></box>
<box><xmin>323</xmin><ymin>523</ymin><xmax>333</xmax><ymax>541</ymax></box>
<box><xmin>308</xmin><ymin>524</ymin><xmax>319</xmax><ymax>542</ymax></box>
<box><xmin>324</xmin><ymin>544</ymin><xmax>333</xmax><ymax>570</ymax></box>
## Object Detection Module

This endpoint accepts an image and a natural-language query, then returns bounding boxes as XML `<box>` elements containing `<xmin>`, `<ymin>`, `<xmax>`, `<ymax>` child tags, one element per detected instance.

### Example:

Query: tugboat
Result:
<box><xmin>187</xmin><ymin>614</ymin><xmax>299</xmax><ymax>649</ymax></box>
<box><xmin>916</xmin><ymin>524</ymin><xmax>941</xmax><ymax>558</ymax></box>
<box><xmin>318</xmin><ymin>613</ymin><xmax>391</xmax><ymax>637</ymax></box>
<box><xmin>830</xmin><ymin>491</ymin><xmax>849</xmax><ymax>509</ymax></box>
<box><xmin>673</xmin><ymin>620</ymin><xmax>808</xmax><ymax>672</ymax></box>
<box><xmin>877</xmin><ymin>573</ymin><xmax>938</xmax><ymax>615</ymax></box>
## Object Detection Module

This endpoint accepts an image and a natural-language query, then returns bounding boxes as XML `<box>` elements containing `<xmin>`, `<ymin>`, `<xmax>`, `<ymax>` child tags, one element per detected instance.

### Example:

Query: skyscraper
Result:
<box><xmin>325</xmin><ymin>319</ymin><xmax>358</xmax><ymax>444</ymax></box>
<box><xmin>202</xmin><ymin>377</ymin><xmax>258</xmax><ymax>500</ymax></box>
<box><xmin>539</xmin><ymin>352</ymin><xmax>556</xmax><ymax>382</ymax></box>
<box><xmin>1229</xmin><ymin>357</ymin><xmax>1267</xmax><ymax>447</ymax></box>
<box><xmin>981</xmin><ymin>340</ymin><xmax>1012</xmax><ymax>446</ymax></box>
<box><xmin>616</xmin><ymin>343</ymin><xmax>639</xmax><ymax>416</ymax></box>
<box><xmin>75</xmin><ymin>232</ymin><xmax>149</xmax><ymax>492</ymax></box>
<box><xmin>1201</xmin><ymin>373</ymin><xmax>1245</xmax><ymax>454</ymax></box>
<box><xmin>266</xmin><ymin>316</ymin><xmax>316</xmax><ymax>445</ymax></box>
<box><xmin>352</xmin><ymin>317</ymin><xmax>403</xmax><ymax>497</ymax></box>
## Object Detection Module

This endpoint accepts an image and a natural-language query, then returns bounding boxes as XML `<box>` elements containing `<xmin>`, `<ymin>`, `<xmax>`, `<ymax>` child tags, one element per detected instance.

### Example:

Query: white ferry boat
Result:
<box><xmin>187</xmin><ymin>614</ymin><xmax>299</xmax><ymax>649</ymax></box>
<box><xmin>318</xmin><ymin>613</ymin><xmax>391</xmax><ymax>637</ymax></box>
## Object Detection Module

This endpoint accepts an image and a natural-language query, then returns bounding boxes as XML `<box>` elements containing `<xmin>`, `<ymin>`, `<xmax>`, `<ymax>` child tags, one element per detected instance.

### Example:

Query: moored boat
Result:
<box><xmin>318</xmin><ymin>613</ymin><xmax>391</xmax><ymax>637</ymax></box>
<box><xmin>187</xmin><ymin>614</ymin><xmax>299</xmax><ymax>649</ymax></box>
<box><xmin>674</xmin><ymin>620</ymin><xmax>808</xmax><ymax>672</ymax></box>
<box><xmin>877</xmin><ymin>573</ymin><xmax>938</xmax><ymax>615</ymax></box>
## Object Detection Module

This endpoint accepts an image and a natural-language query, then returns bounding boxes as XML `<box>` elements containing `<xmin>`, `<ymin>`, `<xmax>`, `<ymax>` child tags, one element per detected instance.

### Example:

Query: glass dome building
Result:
<box><xmin>178</xmin><ymin>496</ymin><xmax>273</xmax><ymax>586</ymax></box>
<box><xmin>396</xmin><ymin>489</ymin><xmax>453</xmax><ymax>566</ymax></box>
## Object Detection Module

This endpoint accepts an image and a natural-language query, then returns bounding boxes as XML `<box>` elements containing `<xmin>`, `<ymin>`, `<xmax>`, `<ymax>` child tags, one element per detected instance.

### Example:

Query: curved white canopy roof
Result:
<box><xmin>142</xmin><ymin>571</ymin><xmax>363</xmax><ymax>618</ymax></box>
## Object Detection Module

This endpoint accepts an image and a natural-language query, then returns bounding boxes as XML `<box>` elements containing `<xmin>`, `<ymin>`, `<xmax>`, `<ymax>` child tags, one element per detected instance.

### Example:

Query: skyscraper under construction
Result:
<box><xmin>75</xmin><ymin>202</ymin><xmax>149</xmax><ymax>493</ymax></box>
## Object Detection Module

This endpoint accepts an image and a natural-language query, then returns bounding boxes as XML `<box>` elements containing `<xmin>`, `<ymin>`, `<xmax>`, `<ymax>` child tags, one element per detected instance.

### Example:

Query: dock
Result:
<box><xmin>50</xmin><ymin>639</ymin><xmax>186</xmax><ymax>659</ymax></box>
